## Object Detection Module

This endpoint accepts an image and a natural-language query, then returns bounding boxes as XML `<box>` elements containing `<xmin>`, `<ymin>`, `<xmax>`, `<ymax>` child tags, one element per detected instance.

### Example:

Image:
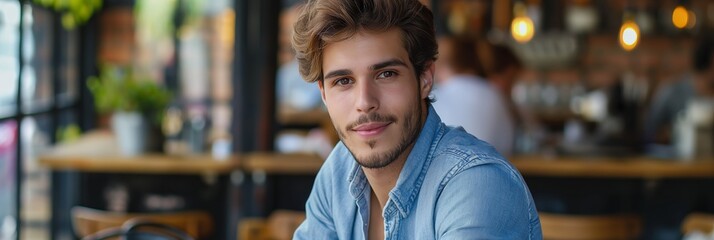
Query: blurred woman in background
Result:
<box><xmin>432</xmin><ymin>36</ymin><xmax>515</xmax><ymax>156</ymax></box>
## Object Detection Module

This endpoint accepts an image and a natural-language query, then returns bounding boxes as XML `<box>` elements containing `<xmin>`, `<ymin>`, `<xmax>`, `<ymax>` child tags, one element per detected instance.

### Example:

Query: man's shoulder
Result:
<box><xmin>430</xmin><ymin>127</ymin><xmax>516</xmax><ymax>179</ymax></box>
<box><xmin>420</xmin><ymin>126</ymin><xmax>536</xmax><ymax>234</ymax></box>
<box><xmin>658</xmin><ymin>74</ymin><xmax>696</xmax><ymax>98</ymax></box>
<box><xmin>436</xmin><ymin>127</ymin><xmax>504</xmax><ymax>160</ymax></box>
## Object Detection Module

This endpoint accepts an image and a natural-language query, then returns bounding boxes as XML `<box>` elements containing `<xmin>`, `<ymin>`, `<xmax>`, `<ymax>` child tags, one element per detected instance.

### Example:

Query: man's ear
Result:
<box><xmin>420</xmin><ymin>61</ymin><xmax>435</xmax><ymax>99</ymax></box>
<box><xmin>318</xmin><ymin>80</ymin><xmax>327</xmax><ymax>104</ymax></box>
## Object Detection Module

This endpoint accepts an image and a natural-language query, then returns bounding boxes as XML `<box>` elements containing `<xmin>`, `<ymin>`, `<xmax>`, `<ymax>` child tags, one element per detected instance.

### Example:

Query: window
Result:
<box><xmin>0</xmin><ymin>1</ymin><xmax>81</xmax><ymax>239</ymax></box>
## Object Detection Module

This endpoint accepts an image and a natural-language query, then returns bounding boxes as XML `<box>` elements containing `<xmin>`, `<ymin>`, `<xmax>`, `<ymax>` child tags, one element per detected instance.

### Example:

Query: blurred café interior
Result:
<box><xmin>1</xmin><ymin>0</ymin><xmax>714</xmax><ymax>239</ymax></box>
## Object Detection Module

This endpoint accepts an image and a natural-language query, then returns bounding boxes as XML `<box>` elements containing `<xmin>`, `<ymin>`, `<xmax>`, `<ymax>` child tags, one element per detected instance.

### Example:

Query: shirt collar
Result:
<box><xmin>346</xmin><ymin>105</ymin><xmax>445</xmax><ymax>218</ymax></box>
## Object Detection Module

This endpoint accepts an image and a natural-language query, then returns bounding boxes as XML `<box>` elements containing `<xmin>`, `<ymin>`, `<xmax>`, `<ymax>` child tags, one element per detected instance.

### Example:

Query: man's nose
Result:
<box><xmin>355</xmin><ymin>80</ymin><xmax>378</xmax><ymax>113</ymax></box>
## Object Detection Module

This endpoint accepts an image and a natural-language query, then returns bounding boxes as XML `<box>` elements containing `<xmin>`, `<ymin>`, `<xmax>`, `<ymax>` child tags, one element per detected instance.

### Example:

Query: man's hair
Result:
<box><xmin>693</xmin><ymin>35</ymin><xmax>714</xmax><ymax>73</ymax></box>
<box><xmin>292</xmin><ymin>0</ymin><xmax>438</xmax><ymax>84</ymax></box>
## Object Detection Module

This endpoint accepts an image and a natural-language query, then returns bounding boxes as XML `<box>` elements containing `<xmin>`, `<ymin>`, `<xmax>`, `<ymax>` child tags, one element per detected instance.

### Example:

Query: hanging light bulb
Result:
<box><xmin>672</xmin><ymin>5</ymin><xmax>689</xmax><ymax>29</ymax></box>
<box><xmin>619</xmin><ymin>13</ymin><xmax>640</xmax><ymax>51</ymax></box>
<box><xmin>511</xmin><ymin>2</ymin><xmax>535</xmax><ymax>43</ymax></box>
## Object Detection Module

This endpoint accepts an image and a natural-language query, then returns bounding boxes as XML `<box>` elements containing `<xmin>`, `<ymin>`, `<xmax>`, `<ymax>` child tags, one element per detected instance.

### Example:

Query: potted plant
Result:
<box><xmin>88</xmin><ymin>66</ymin><xmax>172</xmax><ymax>156</ymax></box>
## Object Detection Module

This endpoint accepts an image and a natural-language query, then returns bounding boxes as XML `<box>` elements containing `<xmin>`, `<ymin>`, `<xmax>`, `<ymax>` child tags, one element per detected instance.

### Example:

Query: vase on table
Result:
<box><xmin>111</xmin><ymin>111</ymin><xmax>147</xmax><ymax>156</ymax></box>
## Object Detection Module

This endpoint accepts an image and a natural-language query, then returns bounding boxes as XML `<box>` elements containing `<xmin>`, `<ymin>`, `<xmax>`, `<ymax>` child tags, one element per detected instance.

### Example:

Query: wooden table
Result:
<box><xmin>39</xmin><ymin>131</ymin><xmax>240</xmax><ymax>175</ymax></box>
<box><xmin>511</xmin><ymin>155</ymin><xmax>714</xmax><ymax>179</ymax></box>
<box><xmin>38</xmin><ymin>131</ymin><xmax>241</xmax><ymax>240</ymax></box>
<box><xmin>277</xmin><ymin>107</ymin><xmax>330</xmax><ymax>126</ymax></box>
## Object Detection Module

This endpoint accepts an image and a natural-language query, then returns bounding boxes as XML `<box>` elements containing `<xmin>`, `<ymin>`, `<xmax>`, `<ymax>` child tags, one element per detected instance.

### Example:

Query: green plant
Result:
<box><xmin>33</xmin><ymin>0</ymin><xmax>103</xmax><ymax>29</ymax></box>
<box><xmin>87</xmin><ymin>66</ymin><xmax>172</xmax><ymax>124</ymax></box>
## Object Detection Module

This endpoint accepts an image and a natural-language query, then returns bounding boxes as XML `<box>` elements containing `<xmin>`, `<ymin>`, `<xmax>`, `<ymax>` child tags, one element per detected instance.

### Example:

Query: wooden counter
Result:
<box><xmin>242</xmin><ymin>152</ymin><xmax>325</xmax><ymax>175</ymax></box>
<box><xmin>40</xmin><ymin>131</ymin><xmax>714</xmax><ymax>179</ymax></box>
<box><xmin>230</xmin><ymin>152</ymin><xmax>714</xmax><ymax>179</ymax></box>
<box><xmin>511</xmin><ymin>155</ymin><xmax>714</xmax><ymax>179</ymax></box>
<box><xmin>39</xmin><ymin>131</ymin><xmax>240</xmax><ymax>174</ymax></box>
<box><xmin>237</xmin><ymin>153</ymin><xmax>714</xmax><ymax>179</ymax></box>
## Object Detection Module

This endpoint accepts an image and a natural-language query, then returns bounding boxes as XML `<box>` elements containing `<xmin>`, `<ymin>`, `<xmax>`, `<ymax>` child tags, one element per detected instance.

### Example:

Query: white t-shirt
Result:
<box><xmin>431</xmin><ymin>75</ymin><xmax>515</xmax><ymax>156</ymax></box>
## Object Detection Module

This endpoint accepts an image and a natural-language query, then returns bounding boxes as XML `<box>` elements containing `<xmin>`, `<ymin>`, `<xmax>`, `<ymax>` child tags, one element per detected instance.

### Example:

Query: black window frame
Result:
<box><xmin>1</xmin><ymin>1</ymin><xmax>86</xmax><ymax>239</ymax></box>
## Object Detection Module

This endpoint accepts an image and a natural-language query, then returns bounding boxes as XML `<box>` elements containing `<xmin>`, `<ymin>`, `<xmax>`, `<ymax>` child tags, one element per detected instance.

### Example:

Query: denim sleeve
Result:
<box><xmin>293</xmin><ymin>164</ymin><xmax>338</xmax><ymax>240</ymax></box>
<box><xmin>435</xmin><ymin>162</ymin><xmax>539</xmax><ymax>240</ymax></box>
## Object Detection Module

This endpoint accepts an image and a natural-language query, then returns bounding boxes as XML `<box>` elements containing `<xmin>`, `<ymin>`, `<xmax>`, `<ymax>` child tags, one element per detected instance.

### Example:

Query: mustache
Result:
<box><xmin>346</xmin><ymin>113</ymin><xmax>397</xmax><ymax>131</ymax></box>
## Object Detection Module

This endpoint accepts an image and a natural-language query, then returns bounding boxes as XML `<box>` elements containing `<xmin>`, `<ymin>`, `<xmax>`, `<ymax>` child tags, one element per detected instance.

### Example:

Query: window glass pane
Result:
<box><xmin>134</xmin><ymin>0</ymin><xmax>235</xmax><ymax>154</ymax></box>
<box><xmin>135</xmin><ymin>0</ymin><xmax>174</xmax><ymax>83</ymax></box>
<box><xmin>0</xmin><ymin>120</ymin><xmax>18</xmax><ymax>240</ymax></box>
<box><xmin>0</xmin><ymin>1</ymin><xmax>20</xmax><ymax>117</ymax></box>
<box><xmin>20</xmin><ymin>114</ymin><xmax>55</xmax><ymax>240</ymax></box>
<box><xmin>21</xmin><ymin>5</ymin><xmax>53</xmax><ymax>113</ymax></box>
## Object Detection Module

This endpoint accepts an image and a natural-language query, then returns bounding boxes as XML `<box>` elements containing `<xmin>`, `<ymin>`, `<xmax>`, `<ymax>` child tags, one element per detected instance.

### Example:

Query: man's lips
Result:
<box><xmin>351</xmin><ymin>122</ymin><xmax>391</xmax><ymax>137</ymax></box>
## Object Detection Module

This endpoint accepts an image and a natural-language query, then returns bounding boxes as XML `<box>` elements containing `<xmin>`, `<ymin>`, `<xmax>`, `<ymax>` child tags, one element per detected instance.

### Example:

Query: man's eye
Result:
<box><xmin>377</xmin><ymin>71</ymin><xmax>397</xmax><ymax>79</ymax></box>
<box><xmin>335</xmin><ymin>78</ymin><xmax>352</xmax><ymax>86</ymax></box>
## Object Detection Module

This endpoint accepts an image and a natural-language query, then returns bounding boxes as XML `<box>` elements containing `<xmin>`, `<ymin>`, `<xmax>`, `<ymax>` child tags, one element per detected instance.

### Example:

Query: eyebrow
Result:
<box><xmin>323</xmin><ymin>59</ymin><xmax>408</xmax><ymax>80</ymax></box>
<box><xmin>324</xmin><ymin>69</ymin><xmax>353</xmax><ymax>80</ymax></box>
<box><xmin>371</xmin><ymin>59</ymin><xmax>407</xmax><ymax>71</ymax></box>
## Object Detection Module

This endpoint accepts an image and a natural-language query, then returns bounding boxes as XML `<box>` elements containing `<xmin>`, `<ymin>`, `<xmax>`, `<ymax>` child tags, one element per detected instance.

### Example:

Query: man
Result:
<box><xmin>291</xmin><ymin>0</ymin><xmax>541</xmax><ymax>239</ymax></box>
<box><xmin>432</xmin><ymin>37</ymin><xmax>515</xmax><ymax>156</ymax></box>
<box><xmin>642</xmin><ymin>37</ymin><xmax>714</xmax><ymax>240</ymax></box>
<box><xmin>487</xmin><ymin>44</ymin><xmax>544</xmax><ymax>154</ymax></box>
<box><xmin>644</xmin><ymin>36</ymin><xmax>714</xmax><ymax>150</ymax></box>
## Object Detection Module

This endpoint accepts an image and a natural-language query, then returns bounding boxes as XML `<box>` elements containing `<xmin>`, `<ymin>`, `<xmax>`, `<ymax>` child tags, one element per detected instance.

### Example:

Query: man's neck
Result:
<box><xmin>363</xmin><ymin>104</ymin><xmax>428</xmax><ymax>209</ymax></box>
<box><xmin>362</xmin><ymin>143</ymin><xmax>414</xmax><ymax>209</ymax></box>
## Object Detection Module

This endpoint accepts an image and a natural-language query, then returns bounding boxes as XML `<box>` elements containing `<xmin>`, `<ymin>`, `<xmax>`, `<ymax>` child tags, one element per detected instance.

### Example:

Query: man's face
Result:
<box><xmin>319</xmin><ymin>28</ymin><xmax>433</xmax><ymax>169</ymax></box>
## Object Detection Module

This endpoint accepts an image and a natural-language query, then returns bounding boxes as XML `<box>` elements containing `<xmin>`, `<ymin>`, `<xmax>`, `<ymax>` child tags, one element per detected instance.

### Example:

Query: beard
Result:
<box><xmin>337</xmin><ymin>102</ymin><xmax>423</xmax><ymax>169</ymax></box>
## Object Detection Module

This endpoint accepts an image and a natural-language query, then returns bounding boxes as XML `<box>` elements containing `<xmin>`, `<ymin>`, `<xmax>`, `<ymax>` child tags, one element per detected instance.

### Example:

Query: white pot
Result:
<box><xmin>111</xmin><ymin>111</ymin><xmax>147</xmax><ymax>156</ymax></box>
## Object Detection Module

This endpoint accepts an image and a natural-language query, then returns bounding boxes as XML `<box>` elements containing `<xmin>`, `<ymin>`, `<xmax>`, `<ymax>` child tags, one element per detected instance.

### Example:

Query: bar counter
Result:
<box><xmin>510</xmin><ymin>155</ymin><xmax>714</xmax><ymax>179</ymax></box>
<box><xmin>38</xmin><ymin>132</ymin><xmax>714</xmax><ymax>179</ymax></box>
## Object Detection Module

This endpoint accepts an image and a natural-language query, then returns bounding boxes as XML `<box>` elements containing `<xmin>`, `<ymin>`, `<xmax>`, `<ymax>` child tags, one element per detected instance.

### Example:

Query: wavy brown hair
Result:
<box><xmin>292</xmin><ymin>0</ymin><xmax>437</xmax><ymax>84</ymax></box>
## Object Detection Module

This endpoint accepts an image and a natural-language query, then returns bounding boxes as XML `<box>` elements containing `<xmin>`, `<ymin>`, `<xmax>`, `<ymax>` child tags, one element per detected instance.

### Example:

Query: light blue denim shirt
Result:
<box><xmin>294</xmin><ymin>106</ymin><xmax>542</xmax><ymax>239</ymax></box>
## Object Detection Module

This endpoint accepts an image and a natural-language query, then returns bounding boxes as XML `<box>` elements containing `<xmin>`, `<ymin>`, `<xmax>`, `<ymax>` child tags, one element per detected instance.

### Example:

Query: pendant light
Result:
<box><xmin>619</xmin><ymin>12</ymin><xmax>640</xmax><ymax>51</ymax></box>
<box><xmin>511</xmin><ymin>1</ymin><xmax>535</xmax><ymax>43</ymax></box>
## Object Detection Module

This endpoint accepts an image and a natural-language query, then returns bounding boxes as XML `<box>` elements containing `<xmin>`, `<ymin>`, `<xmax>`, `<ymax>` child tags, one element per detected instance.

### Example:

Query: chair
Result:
<box><xmin>238</xmin><ymin>210</ymin><xmax>306</xmax><ymax>240</ymax></box>
<box><xmin>72</xmin><ymin>206</ymin><xmax>213</xmax><ymax>239</ymax></box>
<box><xmin>539</xmin><ymin>212</ymin><xmax>642</xmax><ymax>240</ymax></box>
<box><xmin>82</xmin><ymin>219</ymin><xmax>195</xmax><ymax>240</ymax></box>
<box><xmin>682</xmin><ymin>212</ymin><xmax>714</xmax><ymax>235</ymax></box>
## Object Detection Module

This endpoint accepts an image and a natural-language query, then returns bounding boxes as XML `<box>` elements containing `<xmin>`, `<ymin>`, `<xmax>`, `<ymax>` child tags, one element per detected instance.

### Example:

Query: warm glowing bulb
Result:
<box><xmin>622</xmin><ymin>28</ymin><xmax>637</xmax><ymax>44</ymax></box>
<box><xmin>619</xmin><ymin>20</ymin><xmax>640</xmax><ymax>51</ymax></box>
<box><xmin>511</xmin><ymin>16</ymin><xmax>535</xmax><ymax>43</ymax></box>
<box><xmin>672</xmin><ymin>5</ymin><xmax>689</xmax><ymax>29</ymax></box>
